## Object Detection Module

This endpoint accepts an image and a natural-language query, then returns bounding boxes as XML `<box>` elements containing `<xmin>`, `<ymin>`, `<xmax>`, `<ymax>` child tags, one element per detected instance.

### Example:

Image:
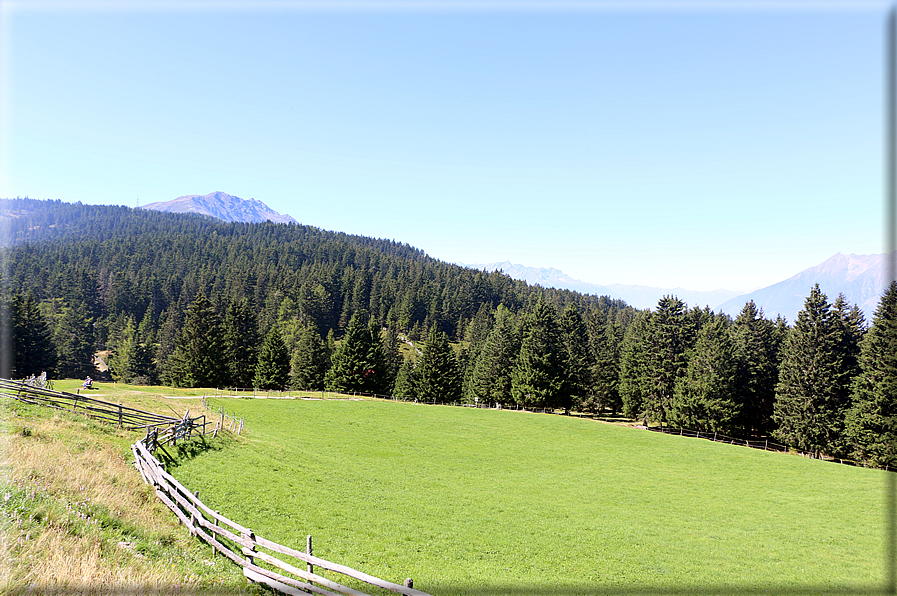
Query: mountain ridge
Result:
<box><xmin>465</xmin><ymin>254</ymin><xmax>891</xmax><ymax>323</ymax></box>
<box><xmin>140</xmin><ymin>191</ymin><xmax>296</xmax><ymax>224</ymax></box>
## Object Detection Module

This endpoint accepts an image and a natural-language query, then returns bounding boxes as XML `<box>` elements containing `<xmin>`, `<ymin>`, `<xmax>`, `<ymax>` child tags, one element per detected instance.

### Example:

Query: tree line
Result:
<box><xmin>2</xmin><ymin>198</ymin><xmax>895</xmax><ymax>468</ymax></box>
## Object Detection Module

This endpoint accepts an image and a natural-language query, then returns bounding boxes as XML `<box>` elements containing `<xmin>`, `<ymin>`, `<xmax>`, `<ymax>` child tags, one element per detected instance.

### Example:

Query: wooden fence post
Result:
<box><xmin>213</xmin><ymin>511</ymin><xmax>219</xmax><ymax>557</ymax></box>
<box><xmin>118</xmin><ymin>403</ymin><xmax>123</xmax><ymax>428</ymax></box>
<box><xmin>307</xmin><ymin>534</ymin><xmax>313</xmax><ymax>574</ymax></box>
<box><xmin>244</xmin><ymin>529</ymin><xmax>256</xmax><ymax>566</ymax></box>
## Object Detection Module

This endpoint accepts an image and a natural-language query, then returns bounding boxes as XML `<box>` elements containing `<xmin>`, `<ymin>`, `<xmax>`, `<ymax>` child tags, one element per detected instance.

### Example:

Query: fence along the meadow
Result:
<box><xmin>0</xmin><ymin>378</ymin><xmax>189</xmax><ymax>431</ymax></box>
<box><xmin>0</xmin><ymin>380</ymin><xmax>431</xmax><ymax>596</ymax></box>
<box><xmin>132</xmin><ymin>439</ymin><xmax>432</xmax><ymax>596</ymax></box>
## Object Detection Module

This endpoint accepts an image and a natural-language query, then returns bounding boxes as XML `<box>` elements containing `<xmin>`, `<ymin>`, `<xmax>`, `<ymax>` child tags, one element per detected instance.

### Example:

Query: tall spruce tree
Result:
<box><xmin>586</xmin><ymin>309</ymin><xmax>623</xmax><ymax>416</ymax></box>
<box><xmin>560</xmin><ymin>304</ymin><xmax>593</xmax><ymax>414</ymax></box>
<box><xmin>53</xmin><ymin>301</ymin><xmax>96</xmax><ymax>379</ymax></box>
<box><xmin>669</xmin><ymin>314</ymin><xmax>739</xmax><ymax>432</ymax></box>
<box><xmin>290</xmin><ymin>325</ymin><xmax>330</xmax><ymax>391</ymax></box>
<box><xmin>643</xmin><ymin>296</ymin><xmax>692</xmax><ymax>425</ymax></box>
<box><xmin>111</xmin><ymin>316</ymin><xmax>154</xmax><ymax>384</ymax></box>
<box><xmin>467</xmin><ymin>305</ymin><xmax>518</xmax><ymax>406</ymax></box>
<box><xmin>324</xmin><ymin>310</ymin><xmax>387</xmax><ymax>394</ymax></box>
<box><xmin>254</xmin><ymin>326</ymin><xmax>291</xmax><ymax>390</ymax></box>
<box><xmin>619</xmin><ymin>310</ymin><xmax>652</xmax><ymax>421</ymax></box>
<box><xmin>843</xmin><ymin>281</ymin><xmax>897</xmax><ymax>467</ymax></box>
<box><xmin>511</xmin><ymin>298</ymin><xmax>567</xmax><ymax>409</ymax></box>
<box><xmin>416</xmin><ymin>324</ymin><xmax>462</xmax><ymax>403</ymax></box>
<box><xmin>10</xmin><ymin>292</ymin><xmax>57</xmax><ymax>378</ymax></box>
<box><xmin>731</xmin><ymin>301</ymin><xmax>780</xmax><ymax>436</ymax></box>
<box><xmin>772</xmin><ymin>285</ymin><xmax>859</xmax><ymax>457</ymax></box>
<box><xmin>224</xmin><ymin>298</ymin><xmax>259</xmax><ymax>388</ymax></box>
<box><xmin>393</xmin><ymin>358</ymin><xmax>418</xmax><ymax>399</ymax></box>
<box><xmin>168</xmin><ymin>293</ymin><xmax>227</xmax><ymax>388</ymax></box>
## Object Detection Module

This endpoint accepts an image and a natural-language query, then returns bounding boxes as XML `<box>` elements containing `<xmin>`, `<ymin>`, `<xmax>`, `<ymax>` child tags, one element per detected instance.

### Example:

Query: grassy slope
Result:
<box><xmin>0</xmin><ymin>381</ymin><xmax>257</xmax><ymax>595</ymax></box>
<box><xmin>171</xmin><ymin>398</ymin><xmax>889</xmax><ymax>596</ymax></box>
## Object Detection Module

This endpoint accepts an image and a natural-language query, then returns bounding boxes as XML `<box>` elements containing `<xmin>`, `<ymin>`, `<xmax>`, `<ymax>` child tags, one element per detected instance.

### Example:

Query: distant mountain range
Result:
<box><xmin>462</xmin><ymin>261</ymin><xmax>745</xmax><ymax>312</ymax></box>
<box><xmin>141</xmin><ymin>191</ymin><xmax>296</xmax><ymax>224</ymax></box>
<box><xmin>464</xmin><ymin>254</ymin><xmax>893</xmax><ymax>324</ymax></box>
<box><xmin>716</xmin><ymin>252</ymin><xmax>893</xmax><ymax>323</ymax></box>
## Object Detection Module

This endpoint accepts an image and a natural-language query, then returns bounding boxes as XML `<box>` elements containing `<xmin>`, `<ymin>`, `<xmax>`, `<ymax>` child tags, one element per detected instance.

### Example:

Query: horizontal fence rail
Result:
<box><xmin>0</xmin><ymin>378</ymin><xmax>183</xmax><ymax>431</ymax></box>
<box><xmin>0</xmin><ymin>379</ymin><xmax>217</xmax><ymax>452</ymax></box>
<box><xmin>132</xmin><ymin>439</ymin><xmax>433</xmax><ymax>596</ymax></box>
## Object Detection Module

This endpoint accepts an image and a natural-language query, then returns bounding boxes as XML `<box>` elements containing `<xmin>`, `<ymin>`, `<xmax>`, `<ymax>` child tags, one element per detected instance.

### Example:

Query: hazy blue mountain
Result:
<box><xmin>141</xmin><ymin>191</ymin><xmax>296</xmax><ymax>224</ymax></box>
<box><xmin>462</xmin><ymin>261</ymin><xmax>743</xmax><ymax>310</ymax></box>
<box><xmin>718</xmin><ymin>252</ymin><xmax>892</xmax><ymax>324</ymax></box>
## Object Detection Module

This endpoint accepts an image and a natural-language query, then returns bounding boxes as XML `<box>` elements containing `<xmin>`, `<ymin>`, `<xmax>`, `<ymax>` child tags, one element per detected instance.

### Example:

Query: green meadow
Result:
<box><xmin>171</xmin><ymin>398</ymin><xmax>888</xmax><ymax>596</ymax></box>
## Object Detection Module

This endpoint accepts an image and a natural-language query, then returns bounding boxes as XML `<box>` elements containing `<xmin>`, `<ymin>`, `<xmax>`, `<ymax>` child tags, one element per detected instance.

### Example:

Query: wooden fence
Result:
<box><xmin>132</xmin><ymin>438</ymin><xmax>432</xmax><ymax>596</ymax></box>
<box><xmin>0</xmin><ymin>378</ymin><xmax>219</xmax><ymax>454</ymax></box>
<box><xmin>0</xmin><ymin>378</ymin><xmax>185</xmax><ymax>431</ymax></box>
<box><xmin>645</xmin><ymin>424</ymin><xmax>896</xmax><ymax>472</ymax></box>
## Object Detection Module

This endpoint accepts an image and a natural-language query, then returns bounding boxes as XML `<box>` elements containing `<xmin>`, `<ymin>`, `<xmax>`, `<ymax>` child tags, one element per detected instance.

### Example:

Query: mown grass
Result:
<box><xmin>0</xmin><ymin>388</ymin><xmax>257</xmax><ymax>595</ymax></box>
<box><xmin>170</xmin><ymin>398</ymin><xmax>890</xmax><ymax>596</ymax></box>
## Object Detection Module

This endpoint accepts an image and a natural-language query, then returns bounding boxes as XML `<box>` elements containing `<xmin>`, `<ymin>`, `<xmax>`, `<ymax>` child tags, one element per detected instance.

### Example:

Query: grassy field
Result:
<box><xmin>168</xmin><ymin>397</ymin><xmax>891</xmax><ymax>596</ymax></box>
<box><xmin>0</xmin><ymin>381</ymin><xmax>257</xmax><ymax>595</ymax></box>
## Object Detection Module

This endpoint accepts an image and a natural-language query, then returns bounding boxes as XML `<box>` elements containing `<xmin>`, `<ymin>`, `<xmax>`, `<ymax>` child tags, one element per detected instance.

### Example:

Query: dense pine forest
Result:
<box><xmin>2</xmin><ymin>197</ymin><xmax>895</xmax><ymax>468</ymax></box>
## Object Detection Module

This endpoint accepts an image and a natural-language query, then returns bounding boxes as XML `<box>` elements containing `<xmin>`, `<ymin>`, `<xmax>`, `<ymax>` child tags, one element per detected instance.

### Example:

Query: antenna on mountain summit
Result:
<box><xmin>136</xmin><ymin>194</ymin><xmax>139</xmax><ymax>208</ymax></box>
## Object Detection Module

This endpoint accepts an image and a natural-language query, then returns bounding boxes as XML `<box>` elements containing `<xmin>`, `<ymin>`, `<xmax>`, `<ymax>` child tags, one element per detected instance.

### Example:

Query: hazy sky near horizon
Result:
<box><xmin>0</xmin><ymin>1</ymin><xmax>888</xmax><ymax>292</ymax></box>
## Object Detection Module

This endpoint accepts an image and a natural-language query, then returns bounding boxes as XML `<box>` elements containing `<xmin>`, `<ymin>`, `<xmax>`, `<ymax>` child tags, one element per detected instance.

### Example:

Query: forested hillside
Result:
<box><xmin>3</xmin><ymin>198</ymin><xmax>895</xmax><ymax>468</ymax></box>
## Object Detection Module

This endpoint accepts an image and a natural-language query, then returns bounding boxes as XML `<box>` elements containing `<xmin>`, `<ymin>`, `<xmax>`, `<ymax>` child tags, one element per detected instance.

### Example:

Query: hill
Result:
<box><xmin>1</xmin><ymin>197</ymin><xmax>631</xmax><ymax>344</ymax></box>
<box><xmin>140</xmin><ymin>191</ymin><xmax>297</xmax><ymax>224</ymax></box>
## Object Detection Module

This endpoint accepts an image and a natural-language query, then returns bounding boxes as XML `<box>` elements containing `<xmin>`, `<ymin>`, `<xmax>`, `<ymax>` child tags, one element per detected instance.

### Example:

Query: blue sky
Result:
<box><xmin>0</xmin><ymin>1</ymin><xmax>888</xmax><ymax>291</ymax></box>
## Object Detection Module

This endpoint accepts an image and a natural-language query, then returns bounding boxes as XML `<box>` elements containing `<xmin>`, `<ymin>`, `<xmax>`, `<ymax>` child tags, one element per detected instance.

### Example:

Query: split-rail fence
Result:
<box><xmin>1</xmin><ymin>379</ymin><xmax>432</xmax><ymax>596</ymax></box>
<box><xmin>132</xmin><ymin>440</ymin><xmax>432</xmax><ymax>596</ymax></box>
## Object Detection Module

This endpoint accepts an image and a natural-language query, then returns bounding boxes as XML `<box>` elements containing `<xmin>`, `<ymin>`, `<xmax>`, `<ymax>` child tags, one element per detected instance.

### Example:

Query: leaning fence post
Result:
<box><xmin>307</xmin><ymin>534</ymin><xmax>313</xmax><ymax>574</ymax></box>
<box><xmin>118</xmin><ymin>403</ymin><xmax>123</xmax><ymax>428</ymax></box>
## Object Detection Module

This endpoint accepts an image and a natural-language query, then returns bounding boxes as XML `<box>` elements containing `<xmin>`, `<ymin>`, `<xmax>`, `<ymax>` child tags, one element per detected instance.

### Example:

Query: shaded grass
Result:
<box><xmin>170</xmin><ymin>398</ymin><xmax>889</xmax><ymax>596</ymax></box>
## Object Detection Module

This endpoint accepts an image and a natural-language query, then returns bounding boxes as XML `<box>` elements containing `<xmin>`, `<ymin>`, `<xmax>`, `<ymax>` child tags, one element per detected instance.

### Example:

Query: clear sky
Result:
<box><xmin>0</xmin><ymin>1</ymin><xmax>888</xmax><ymax>292</ymax></box>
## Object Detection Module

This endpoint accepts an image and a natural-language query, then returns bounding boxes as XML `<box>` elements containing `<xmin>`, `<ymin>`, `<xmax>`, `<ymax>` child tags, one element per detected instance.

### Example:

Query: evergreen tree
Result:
<box><xmin>393</xmin><ymin>358</ymin><xmax>418</xmax><ymax>399</ymax></box>
<box><xmin>843</xmin><ymin>281</ymin><xmax>897</xmax><ymax>467</ymax></box>
<box><xmin>290</xmin><ymin>325</ymin><xmax>330</xmax><ymax>390</ymax></box>
<box><xmin>467</xmin><ymin>305</ymin><xmax>518</xmax><ymax>406</ymax></box>
<box><xmin>167</xmin><ymin>293</ymin><xmax>227</xmax><ymax>388</ymax></box>
<box><xmin>511</xmin><ymin>298</ymin><xmax>567</xmax><ymax>409</ymax></box>
<box><xmin>669</xmin><ymin>314</ymin><xmax>739</xmax><ymax>432</ymax></box>
<box><xmin>586</xmin><ymin>309</ymin><xmax>623</xmax><ymax>416</ymax></box>
<box><xmin>10</xmin><ymin>292</ymin><xmax>57</xmax><ymax>378</ymax></box>
<box><xmin>619</xmin><ymin>310</ymin><xmax>652</xmax><ymax>421</ymax></box>
<box><xmin>731</xmin><ymin>301</ymin><xmax>780</xmax><ymax>437</ymax></box>
<box><xmin>382</xmin><ymin>325</ymin><xmax>403</xmax><ymax>390</ymax></box>
<box><xmin>110</xmin><ymin>316</ymin><xmax>154</xmax><ymax>384</ymax></box>
<box><xmin>560</xmin><ymin>304</ymin><xmax>593</xmax><ymax>414</ymax></box>
<box><xmin>53</xmin><ymin>301</ymin><xmax>95</xmax><ymax>379</ymax></box>
<box><xmin>772</xmin><ymin>285</ymin><xmax>857</xmax><ymax>457</ymax></box>
<box><xmin>642</xmin><ymin>296</ymin><xmax>693</xmax><ymax>426</ymax></box>
<box><xmin>324</xmin><ymin>310</ymin><xmax>384</xmax><ymax>393</ymax></box>
<box><xmin>365</xmin><ymin>318</ymin><xmax>393</xmax><ymax>395</ymax></box>
<box><xmin>416</xmin><ymin>324</ymin><xmax>462</xmax><ymax>403</ymax></box>
<box><xmin>254</xmin><ymin>326</ymin><xmax>291</xmax><ymax>390</ymax></box>
<box><xmin>224</xmin><ymin>298</ymin><xmax>260</xmax><ymax>388</ymax></box>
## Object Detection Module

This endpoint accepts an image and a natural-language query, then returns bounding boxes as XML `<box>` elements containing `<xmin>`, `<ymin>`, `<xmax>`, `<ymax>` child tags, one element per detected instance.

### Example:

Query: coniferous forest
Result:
<box><xmin>3</xmin><ymin>198</ymin><xmax>895</xmax><ymax>468</ymax></box>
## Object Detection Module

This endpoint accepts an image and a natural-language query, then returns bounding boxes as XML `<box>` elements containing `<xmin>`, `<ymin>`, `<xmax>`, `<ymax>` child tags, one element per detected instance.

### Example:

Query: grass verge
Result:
<box><xmin>0</xmin><ymin>387</ymin><xmax>256</xmax><ymax>595</ymax></box>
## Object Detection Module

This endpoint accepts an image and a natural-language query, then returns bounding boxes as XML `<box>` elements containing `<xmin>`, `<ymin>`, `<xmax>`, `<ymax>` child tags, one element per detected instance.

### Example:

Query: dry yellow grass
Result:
<box><xmin>1</xmin><ymin>399</ymin><xmax>254</xmax><ymax>595</ymax></box>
